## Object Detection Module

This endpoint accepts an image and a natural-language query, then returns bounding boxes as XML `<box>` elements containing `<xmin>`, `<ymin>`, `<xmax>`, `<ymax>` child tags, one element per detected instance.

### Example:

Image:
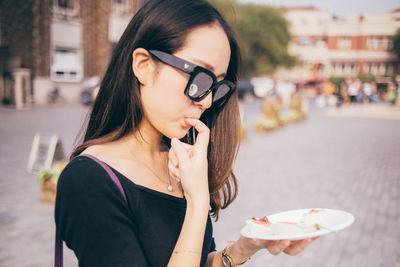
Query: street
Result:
<box><xmin>0</xmin><ymin>99</ymin><xmax>399</xmax><ymax>267</ymax></box>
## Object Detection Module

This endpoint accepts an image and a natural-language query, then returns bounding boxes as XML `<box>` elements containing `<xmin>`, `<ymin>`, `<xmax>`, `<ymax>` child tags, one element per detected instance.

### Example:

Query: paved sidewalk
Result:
<box><xmin>325</xmin><ymin>103</ymin><xmax>400</xmax><ymax>120</ymax></box>
<box><xmin>1</xmin><ymin>101</ymin><xmax>399</xmax><ymax>267</ymax></box>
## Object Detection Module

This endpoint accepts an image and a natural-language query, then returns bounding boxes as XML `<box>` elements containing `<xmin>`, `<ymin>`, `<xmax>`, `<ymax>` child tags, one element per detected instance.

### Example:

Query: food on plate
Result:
<box><xmin>246</xmin><ymin>217</ymin><xmax>273</xmax><ymax>236</ymax></box>
<box><xmin>246</xmin><ymin>209</ymin><xmax>329</xmax><ymax>237</ymax></box>
<box><xmin>269</xmin><ymin>221</ymin><xmax>313</xmax><ymax>235</ymax></box>
<box><xmin>304</xmin><ymin>209</ymin><xmax>329</xmax><ymax>228</ymax></box>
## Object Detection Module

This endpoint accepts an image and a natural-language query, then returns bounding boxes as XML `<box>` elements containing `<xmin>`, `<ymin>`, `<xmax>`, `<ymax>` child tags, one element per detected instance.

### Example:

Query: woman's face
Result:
<box><xmin>140</xmin><ymin>23</ymin><xmax>231</xmax><ymax>139</ymax></box>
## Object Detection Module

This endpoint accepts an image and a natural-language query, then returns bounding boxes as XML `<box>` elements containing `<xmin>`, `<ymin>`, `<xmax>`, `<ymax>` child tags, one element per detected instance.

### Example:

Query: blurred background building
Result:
<box><xmin>278</xmin><ymin>6</ymin><xmax>400</xmax><ymax>83</ymax></box>
<box><xmin>1</xmin><ymin>0</ymin><xmax>399</xmax><ymax>106</ymax></box>
<box><xmin>0</xmin><ymin>0</ymin><xmax>145</xmax><ymax>107</ymax></box>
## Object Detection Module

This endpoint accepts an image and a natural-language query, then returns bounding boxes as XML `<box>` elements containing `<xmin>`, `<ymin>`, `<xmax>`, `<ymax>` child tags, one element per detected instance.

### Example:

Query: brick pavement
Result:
<box><xmin>0</xmin><ymin>101</ymin><xmax>399</xmax><ymax>267</ymax></box>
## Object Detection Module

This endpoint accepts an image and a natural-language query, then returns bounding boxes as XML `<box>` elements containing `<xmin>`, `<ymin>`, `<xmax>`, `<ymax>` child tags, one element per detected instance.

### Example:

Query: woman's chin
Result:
<box><xmin>167</xmin><ymin>128</ymin><xmax>191</xmax><ymax>140</ymax></box>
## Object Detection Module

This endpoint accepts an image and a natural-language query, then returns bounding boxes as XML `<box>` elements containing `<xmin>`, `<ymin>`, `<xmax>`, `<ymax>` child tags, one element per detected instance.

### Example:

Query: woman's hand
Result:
<box><xmin>168</xmin><ymin>118</ymin><xmax>210</xmax><ymax>205</ymax></box>
<box><xmin>225</xmin><ymin>235</ymin><xmax>318</xmax><ymax>264</ymax></box>
<box><xmin>241</xmin><ymin>236</ymin><xmax>317</xmax><ymax>255</ymax></box>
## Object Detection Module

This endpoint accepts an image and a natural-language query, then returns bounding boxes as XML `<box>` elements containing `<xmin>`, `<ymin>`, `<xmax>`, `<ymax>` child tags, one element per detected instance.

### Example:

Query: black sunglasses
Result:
<box><xmin>148</xmin><ymin>50</ymin><xmax>235</xmax><ymax>107</ymax></box>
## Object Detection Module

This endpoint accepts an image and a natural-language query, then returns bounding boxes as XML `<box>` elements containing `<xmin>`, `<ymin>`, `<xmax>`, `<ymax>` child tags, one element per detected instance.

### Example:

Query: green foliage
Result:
<box><xmin>208</xmin><ymin>0</ymin><xmax>295</xmax><ymax>77</ymax></box>
<box><xmin>329</xmin><ymin>77</ymin><xmax>345</xmax><ymax>89</ymax></box>
<box><xmin>208</xmin><ymin>0</ymin><xmax>238</xmax><ymax>24</ymax></box>
<box><xmin>236</xmin><ymin>4</ymin><xmax>295</xmax><ymax>76</ymax></box>
<box><xmin>357</xmin><ymin>74</ymin><xmax>375</xmax><ymax>83</ymax></box>
<box><xmin>393</xmin><ymin>28</ymin><xmax>400</xmax><ymax>59</ymax></box>
<box><xmin>37</xmin><ymin>167</ymin><xmax>60</xmax><ymax>182</ymax></box>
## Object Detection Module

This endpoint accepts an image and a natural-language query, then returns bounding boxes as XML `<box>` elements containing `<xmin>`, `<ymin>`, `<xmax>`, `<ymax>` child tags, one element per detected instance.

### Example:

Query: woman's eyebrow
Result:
<box><xmin>189</xmin><ymin>57</ymin><xmax>226</xmax><ymax>78</ymax></box>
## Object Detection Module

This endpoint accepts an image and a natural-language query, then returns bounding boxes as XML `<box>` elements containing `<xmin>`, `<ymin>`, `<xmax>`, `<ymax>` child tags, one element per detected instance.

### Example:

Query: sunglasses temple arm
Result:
<box><xmin>149</xmin><ymin>50</ymin><xmax>196</xmax><ymax>74</ymax></box>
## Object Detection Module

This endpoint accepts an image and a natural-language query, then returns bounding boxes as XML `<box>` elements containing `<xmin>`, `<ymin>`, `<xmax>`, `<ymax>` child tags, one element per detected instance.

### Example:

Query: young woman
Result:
<box><xmin>55</xmin><ymin>0</ymin><xmax>316</xmax><ymax>266</ymax></box>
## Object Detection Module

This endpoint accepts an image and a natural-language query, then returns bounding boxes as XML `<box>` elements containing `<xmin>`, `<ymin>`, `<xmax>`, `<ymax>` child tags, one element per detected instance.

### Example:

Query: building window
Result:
<box><xmin>366</xmin><ymin>62</ymin><xmax>388</xmax><ymax>76</ymax></box>
<box><xmin>57</xmin><ymin>0</ymin><xmax>74</xmax><ymax>9</ymax></box>
<box><xmin>315</xmin><ymin>36</ymin><xmax>326</xmax><ymax>48</ymax></box>
<box><xmin>51</xmin><ymin>48</ymin><xmax>82</xmax><ymax>82</ymax></box>
<box><xmin>53</xmin><ymin>0</ymin><xmax>79</xmax><ymax>17</ymax></box>
<box><xmin>386</xmin><ymin>63</ymin><xmax>393</xmax><ymax>75</ymax></box>
<box><xmin>111</xmin><ymin>0</ymin><xmax>131</xmax><ymax>15</ymax></box>
<box><xmin>367</xmin><ymin>36</ymin><xmax>393</xmax><ymax>50</ymax></box>
<box><xmin>297</xmin><ymin>36</ymin><xmax>310</xmax><ymax>46</ymax></box>
<box><xmin>338</xmin><ymin>37</ymin><xmax>351</xmax><ymax>49</ymax></box>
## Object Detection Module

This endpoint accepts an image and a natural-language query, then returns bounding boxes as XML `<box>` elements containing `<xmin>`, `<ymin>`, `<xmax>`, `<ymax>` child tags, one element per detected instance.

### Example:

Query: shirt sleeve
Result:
<box><xmin>55</xmin><ymin>157</ymin><xmax>148</xmax><ymax>267</ymax></box>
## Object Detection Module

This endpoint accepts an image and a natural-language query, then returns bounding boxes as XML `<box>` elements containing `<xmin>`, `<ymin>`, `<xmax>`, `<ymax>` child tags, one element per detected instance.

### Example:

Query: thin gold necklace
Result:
<box><xmin>127</xmin><ymin>143</ymin><xmax>173</xmax><ymax>192</ymax></box>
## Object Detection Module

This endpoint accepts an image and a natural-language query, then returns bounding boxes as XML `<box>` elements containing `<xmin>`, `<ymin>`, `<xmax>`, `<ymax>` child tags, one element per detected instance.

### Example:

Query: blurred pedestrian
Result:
<box><xmin>362</xmin><ymin>82</ymin><xmax>373</xmax><ymax>104</ymax></box>
<box><xmin>347</xmin><ymin>77</ymin><xmax>361</xmax><ymax>104</ymax></box>
<box><xmin>275</xmin><ymin>79</ymin><xmax>295</xmax><ymax>109</ymax></box>
<box><xmin>54</xmin><ymin>1</ymin><xmax>316</xmax><ymax>266</ymax></box>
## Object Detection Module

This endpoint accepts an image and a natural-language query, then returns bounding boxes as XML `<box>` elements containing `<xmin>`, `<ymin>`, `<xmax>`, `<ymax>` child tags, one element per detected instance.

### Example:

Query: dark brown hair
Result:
<box><xmin>72</xmin><ymin>0</ymin><xmax>241</xmax><ymax>218</ymax></box>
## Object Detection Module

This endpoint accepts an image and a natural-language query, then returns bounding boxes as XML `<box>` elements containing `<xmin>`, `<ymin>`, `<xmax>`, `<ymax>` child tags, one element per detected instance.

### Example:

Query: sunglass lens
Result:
<box><xmin>213</xmin><ymin>83</ymin><xmax>231</xmax><ymax>102</ymax></box>
<box><xmin>188</xmin><ymin>72</ymin><xmax>213</xmax><ymax>98</ymax></box>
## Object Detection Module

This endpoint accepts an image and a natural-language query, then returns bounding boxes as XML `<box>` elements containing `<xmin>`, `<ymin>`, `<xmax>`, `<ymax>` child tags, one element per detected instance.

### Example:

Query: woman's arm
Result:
<box><xmin>167</xmin><ymin>119</ymin><xmax>212</xmax><ymax>266</ymax></box>
<box><xmin>167</xmin><ymin>197</ymin><xmax>210</xmax><ymax>266</ymax></box>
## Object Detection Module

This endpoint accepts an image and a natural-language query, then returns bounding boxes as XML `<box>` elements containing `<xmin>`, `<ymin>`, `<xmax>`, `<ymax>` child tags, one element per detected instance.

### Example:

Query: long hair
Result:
<box><xmin>72</xmin><ymin>0</ymin><xmax>241</xmax><ymax>219</ymax></box>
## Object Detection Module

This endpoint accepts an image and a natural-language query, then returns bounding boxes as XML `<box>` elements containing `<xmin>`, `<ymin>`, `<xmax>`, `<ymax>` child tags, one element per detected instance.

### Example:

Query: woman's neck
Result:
<box><xmin>123</xmin><ymin>121</ymin><xmax>166</xmax><ymax>160</ymax></box>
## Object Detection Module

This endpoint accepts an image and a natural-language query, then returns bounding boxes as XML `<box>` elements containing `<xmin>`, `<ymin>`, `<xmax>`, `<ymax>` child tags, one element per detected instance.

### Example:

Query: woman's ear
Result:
<box><xmin>132</xmin><ymin>48</ymin><xmax>154</xmax><ymax>85</ymax></box>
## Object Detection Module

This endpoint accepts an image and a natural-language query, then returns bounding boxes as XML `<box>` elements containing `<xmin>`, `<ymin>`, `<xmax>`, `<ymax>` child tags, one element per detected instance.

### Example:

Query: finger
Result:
<box><xmin>178</xmin><ymin>141</ymin><xmax>194</xmax><ymax>157</ymax></box>
<box><xmin>171</xmin><ymin>138</ymin><xmax>190</xmax><ymax>170</ymax></box>
<box><xmin>168</xmin><ymin>160</ymin><xmax>181</xmax><ymax>182</ymax></box>
<box><xmin>184</xmin><ymin>119</ymin><xmax>210</xmax><ymax>153</ymax></box>
<box><xmin>266</xmin><ymin>240</ymin><xmax>290</xmax><ymax>255</ymax></box>
<box><xmin>168</xmin><ymin>148</ymin><xmax>178</xmax><ymax>168</ymax></box>
<box><xmin>284</xmin><ymin>238</ymin><xmax>313</xmax><ymax>255</ymax></box>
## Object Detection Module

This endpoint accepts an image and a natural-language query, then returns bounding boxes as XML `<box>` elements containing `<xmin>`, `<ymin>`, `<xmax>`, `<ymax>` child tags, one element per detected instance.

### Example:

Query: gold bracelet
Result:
<box><xmin>174</xmin><ymin>249</ymin><xmax>201</xmax><ymax>255</ymax></box>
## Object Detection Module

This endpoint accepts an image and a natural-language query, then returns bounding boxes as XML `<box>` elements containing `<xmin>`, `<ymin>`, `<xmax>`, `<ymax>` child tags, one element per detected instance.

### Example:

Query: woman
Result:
<box><xmin>55</xmin><ymin>0</ymin><xmax>315</xmax><ymax>266</ymax></box>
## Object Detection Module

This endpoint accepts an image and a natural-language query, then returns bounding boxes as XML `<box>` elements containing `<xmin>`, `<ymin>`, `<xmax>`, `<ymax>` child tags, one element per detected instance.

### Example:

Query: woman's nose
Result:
<box><xmin>196</xmin><ymin>92</ymin><xmax>213</xmax><ymax>110</ymax></box>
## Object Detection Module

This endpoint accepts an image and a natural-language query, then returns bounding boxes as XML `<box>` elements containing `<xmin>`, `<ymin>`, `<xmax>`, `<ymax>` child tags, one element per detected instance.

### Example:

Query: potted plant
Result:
<box><xmin>36</xmin><ymin>161</ymin><xmax>66</xmax><ymax>202</ymax></box>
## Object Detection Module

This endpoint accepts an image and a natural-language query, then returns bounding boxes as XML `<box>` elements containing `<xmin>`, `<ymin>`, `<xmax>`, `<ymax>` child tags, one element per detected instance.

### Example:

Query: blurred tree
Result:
<box><xmin>209</xmin><ymin>0</ymin><xmax>295</xmax><ymax>77</ymax></box>
<box><xmin>208</xmin><ymin>0</ymin><xmax>238</xmax><ymax>24</ymax></box>
<box><xmin>393</xmin><ymin>28</ymin><xmax>400</xmax><ymax>60</ymax></box>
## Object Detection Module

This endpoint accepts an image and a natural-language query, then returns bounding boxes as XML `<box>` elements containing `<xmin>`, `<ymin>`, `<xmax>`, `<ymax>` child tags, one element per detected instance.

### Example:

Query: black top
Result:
<box><xmin>55</xmin><ymin>156</ymin><xmax>215</xmax><ymax>267</ymax></box>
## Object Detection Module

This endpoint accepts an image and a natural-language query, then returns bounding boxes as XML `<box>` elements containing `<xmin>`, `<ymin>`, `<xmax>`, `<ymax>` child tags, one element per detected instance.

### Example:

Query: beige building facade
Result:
<box><xmin>277</xmin><ymin>6</ymin><xmax>400</xmax><ymax>82</ymax></box>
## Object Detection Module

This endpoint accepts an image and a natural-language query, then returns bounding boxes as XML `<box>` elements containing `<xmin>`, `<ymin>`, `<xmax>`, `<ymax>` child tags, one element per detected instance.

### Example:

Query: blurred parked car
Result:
<box><xmin>80</xmin><ymin>76</ymin><xmax>100</xmax><ymax>105</ymax></box>
<box><xmin>238</xmin><ymin>77</ymin><xmax>274</xmax><ymax>99</ymax></box>
<box><xmin>251</xmin><ymin>77</ymin><xmax>274</xmax><ymax>98</ymax></box>
<box><xmin>238</xmin><ymin>78</ymin><xmax>254</xmax><ymax>99</ymax></box>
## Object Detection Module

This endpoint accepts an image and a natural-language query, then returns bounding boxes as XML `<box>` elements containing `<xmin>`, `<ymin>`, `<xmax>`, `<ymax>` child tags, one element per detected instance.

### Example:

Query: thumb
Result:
<box><xmin>171</xmin><ymin>138</ymin><xmax>190</xmax><ymax>171</ymax></box>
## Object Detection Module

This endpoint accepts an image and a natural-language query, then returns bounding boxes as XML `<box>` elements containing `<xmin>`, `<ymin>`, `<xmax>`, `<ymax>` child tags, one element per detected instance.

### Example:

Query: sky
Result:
<box><xmin>240</xmin><ymin>0</ymin><xmax>400</xmax><ymax>17</ymax></box>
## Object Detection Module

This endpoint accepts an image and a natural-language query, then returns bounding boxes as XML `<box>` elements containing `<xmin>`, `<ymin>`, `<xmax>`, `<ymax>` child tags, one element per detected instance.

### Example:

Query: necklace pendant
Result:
<box><xmin>167</xmin><ymin>184</ymin><xmax>173</xmax><ymax>192</ymax></box>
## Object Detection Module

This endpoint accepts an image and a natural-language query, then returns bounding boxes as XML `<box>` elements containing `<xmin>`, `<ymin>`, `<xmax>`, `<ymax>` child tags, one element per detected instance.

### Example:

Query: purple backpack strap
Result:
<box><xmin>81</xmin><ymin>154</ymin><xmax>127</xmax><ymax>201</ymax></box>
<box><xmin>55</xmin><ymin>154</ymin><xmax>127</xmax><ymax>267</ymax></box>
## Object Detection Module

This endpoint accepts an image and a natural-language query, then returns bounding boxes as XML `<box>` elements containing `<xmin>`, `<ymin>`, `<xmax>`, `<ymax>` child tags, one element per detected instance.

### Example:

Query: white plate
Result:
<box><xmin>240</xmin><ymin>208</ymin><xmax>355</xmax><ymax>240</ymax></box>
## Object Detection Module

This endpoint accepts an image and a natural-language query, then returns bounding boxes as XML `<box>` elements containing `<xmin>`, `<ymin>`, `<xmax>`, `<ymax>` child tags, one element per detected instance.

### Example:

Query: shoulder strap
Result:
<box><xmin>55</xmin><ymin>154</ymin><xmax>127</xmax><ymax>267</ymax></box>
<box><xmin>81</xmin><ymin>154</ymin><xmax>127</xmax><ymax>201</ymax></box>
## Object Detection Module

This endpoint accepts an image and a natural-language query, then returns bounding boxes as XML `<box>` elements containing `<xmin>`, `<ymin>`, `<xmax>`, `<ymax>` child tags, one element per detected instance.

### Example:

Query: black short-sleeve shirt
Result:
<box><xmin>55</xmin><ymin>156</ymin><xmax>215</xmax><ymax>267</ymax></box>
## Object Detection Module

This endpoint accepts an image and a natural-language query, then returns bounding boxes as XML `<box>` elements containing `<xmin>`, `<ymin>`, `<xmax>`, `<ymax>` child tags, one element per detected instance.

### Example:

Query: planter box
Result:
<box><xmin>40</xmin><ymin>179</ymin><xmax>57</xmax><ymax>202</ymax></box>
